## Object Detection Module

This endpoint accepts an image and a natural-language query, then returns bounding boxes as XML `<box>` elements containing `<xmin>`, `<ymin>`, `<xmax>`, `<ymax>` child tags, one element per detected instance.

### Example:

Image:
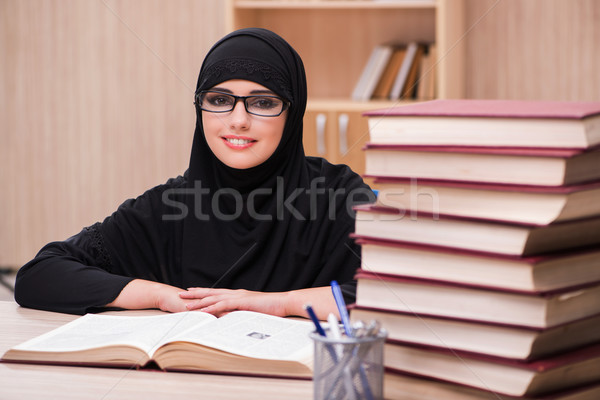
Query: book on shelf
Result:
<box><xmin>385</xmin><ymin>371</ymin><xmax>600</xmax><ymax>400</ymax></box>
<box><xmin>352</xmin><ymin>236</ymin><xmax>600</xmax><ymax>292</ymax></box>
<box><xmin>415</xmin><ymin>43</ymin><xmax>436</xmax><ymax>100</ymax></box>
<box><xmin>370</xmin><ymin>177</ymin><xmax>600</xmax><ymax>225</ymax></box>
<box><xmin>383</xmin><ymin>342</ymin><xmax>600</xmax><ymax>397</ymax></box>
<box><xmin>371</xmin><ymin>46</ymin><xmax>406</xmax><ymax>99</ymax></box>
<box><xmin>350</xmin><ymin>306</ymin><xmax>600</xmax><ymax>361</ymax></box>
<box><xmin>399</xmin><ymin>43</ymin><xmax>424</xmax><ymax>100</ymax></box>
<box><xmin>351</xmin><ymin>44</ymin><xmax>394</xmax><ymax>101</ymax></box>
<box><xmin>353</xmin><ymin>204</ymin><xmax>600</xmax><ymax>256</ymax></box>
<box><xmin>388</xmin><ymin>41</ymin><xmax>419</xmax><ymax>100</ymax></box>
<box><xmin>351</xmin><ymin>45</ymin><xmax>382</xmax><ymax>101</ymax></box>
<box><xmin>354</xmin><ymin>270</ymin><xmax>600</xmax><ymax>329</ymax></box>
<box><xmin>1</xmin><ymin>310</ymin><xmax>315</xmax><ymax>379</ymax></box>
<box><xmin>363</xmin><ymin>100</ymin><xmax>600</xmax><ymax>149</ymax></box>
<box><xmin>363</xmin><ymin>144</ymin><xmax>600</xmax><ymax>186</ymax></box>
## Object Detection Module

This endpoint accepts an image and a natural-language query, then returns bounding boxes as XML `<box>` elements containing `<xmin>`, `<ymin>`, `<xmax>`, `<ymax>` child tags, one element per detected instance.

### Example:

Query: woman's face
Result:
<box><xmin>201</xmin><ymin>79</ymin><xmax>287</xmax><ymax>169</ymax></box>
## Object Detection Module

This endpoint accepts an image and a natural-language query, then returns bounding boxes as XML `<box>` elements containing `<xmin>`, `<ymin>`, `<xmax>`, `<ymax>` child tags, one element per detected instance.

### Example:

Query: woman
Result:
<box><xmin>14</xmin><ymin>28</ymin><xmax>374</xmax><ymax>319</ymax></box>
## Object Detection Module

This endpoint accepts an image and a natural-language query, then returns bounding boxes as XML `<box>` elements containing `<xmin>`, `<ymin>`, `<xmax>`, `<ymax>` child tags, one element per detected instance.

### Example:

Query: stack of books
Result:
<box><xmin>349</xmin><ymin>99</ymin><xmax>600</xmax><ymax>399</ymax></box>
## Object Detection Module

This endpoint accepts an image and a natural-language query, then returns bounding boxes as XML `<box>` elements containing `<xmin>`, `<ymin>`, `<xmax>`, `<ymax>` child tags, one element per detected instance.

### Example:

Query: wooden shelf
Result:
<box><xmin>233</xmin><ymin>1</ymin><xmax>436</xmax><ymax>10</ymax></box>
<box><xmin>227</xmin><ymin>0</ymin><xmax>466</xmax><ymax>174</ymax></box>
<box><xmin>227</xmin><ymin>0</ymin><xmax>465</xmax><ymax>100</ymax></box>
<box><xmin>307</xmin><ymin>98</ymin><xmax>413</xmax><ymax>112</ymax></box>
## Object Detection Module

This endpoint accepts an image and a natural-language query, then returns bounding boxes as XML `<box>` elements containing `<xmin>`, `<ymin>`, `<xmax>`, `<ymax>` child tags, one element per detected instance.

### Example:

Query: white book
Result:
<box><xmin>1</xmin><ymin>311</ymin><xmax>315</xmax><ymax>378</ymax></box>
<box><xmin>389</xmin><ymin>42</ymin><xmax>418</xmax><ymax>100</ymax></box>
<box><xmin>352</xmin><ymin>46</ymin><xmax>384</xmax><ymax>101</ymax></box>
<box><xmin>360</xmin><ymin>45</ymin><xmax>395</xmax><ymax>101</ymax></box>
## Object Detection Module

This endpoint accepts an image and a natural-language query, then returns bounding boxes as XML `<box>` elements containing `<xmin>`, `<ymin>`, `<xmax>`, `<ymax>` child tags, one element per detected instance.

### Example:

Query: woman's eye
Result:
<box><xmin>209</xmin><ymin>95</ymin><xmax>233</xmax><ymax>106</ymax></box>
<box><xmin>250</xmin><ymin>98</ymin><xmax>277</xmax><ymax>109</ymax></box>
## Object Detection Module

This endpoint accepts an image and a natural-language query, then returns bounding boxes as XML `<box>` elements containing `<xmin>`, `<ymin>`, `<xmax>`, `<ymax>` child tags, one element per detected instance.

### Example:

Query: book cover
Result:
<box><xmin>389</xmin><ymin>42</ymin><xmax>419</xmax><ymax>100</ymax></box>
<box><xmin>354</xmin><ymin>270</ymin><xmax>600</xmax><ymax>328</ymax></box>
<box><xmin>400</xmin><ymin>43</ymin><xmax>424</xmax><ymax>99</ymax></box>
<box><xmin>350</xmin><ymin>305</ymin><xmax>600</xmax><ymax>361</ymax></box>
<box><xmin>363</xmin><ymin>100</ymin><xmax>600</xmax><ymax>149</ymax></box>
<box><xmin>353</xmin><ymin>204</ymin><xmax>600</xmax><ymax>256</ymax></box>
<box><xmin>363</xmin><ymin>144</ymin><xmax>600</xmax><ymax>186</ymax></box>
<box><xmin>360</xmin><ymin>45</ymin><xmax>395</xmax><ymax>101</ymax></box>
<box><xmin>364</xmin><ymin>99</ymin><xmax>600</xmax><ymax>119</ymax></box>
<box><xmin>372</xmin><ymin>46</ymin><xmax>406</xmax><ymax>99</ymax></box>
<box><xmin>351</xmin><ymin>45</ymin><xmax>383</xmax><ymax>101</ymax></box>
<box><xmin>352</xmin><ymin>235</ymin><xmax>600</xmax><ymax>292</ymax></box>
<box><xmin>384</xmin><ymin>372</ymin><xmax>600</xmax><ymax>400</ymax></box>
<box><xmin>416</xmin><ymin>44</ymin><xmax>436</xmax><ymax>100</ymax></box>
<box><xmin>383</xmin><ymin>342</ymin><xmax>600</xmax><ymax>397</ymax></box>
<box><xmin>369</xmin><ymin>177</ymin><xmax>600</xmax><ymax>225</ymax></box>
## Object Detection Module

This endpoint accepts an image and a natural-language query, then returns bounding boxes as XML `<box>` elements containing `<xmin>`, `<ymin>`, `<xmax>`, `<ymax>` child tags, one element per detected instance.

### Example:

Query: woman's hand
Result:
<box><xmin>153</xmin><ymin>284</ymin><xmax>195</xmax><ymax>313</ymax></box>
<box><xmin>179</xmin><ymin>288</ymin><xmax>288</xmax><ymax>317</ymax></box>
<box><xmin>106</xmin><ymin>279</ymin><xmax>193</xmax><ymax>313</ymax></box>
<box><xmin>180</xmin><ymin>286</ymin><xmax>338</xmax><ymax>319</ymax></box>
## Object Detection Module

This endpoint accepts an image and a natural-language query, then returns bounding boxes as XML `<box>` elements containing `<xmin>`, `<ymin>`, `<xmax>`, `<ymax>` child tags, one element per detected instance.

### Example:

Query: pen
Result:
<box><xmin>304</xmin><ymin>304</ymin><xmax>327</xmax><ymax>337</ymax></box>
<box><xmin>327</xmin><ymin>313</ymin><xmax>342</xmax><ymax>341</ymax></box>
<box><xmin>327</xmin><ymin>313</ymin><xmax>358</xmax><ymax>400</ymax></box>
<box><xmin>331</xmin><ymin>280</ymin><xmax>353</xmax><ymax>337</ymax></box>
<box><xmin>331</xmin><ymin>282</ymin><xmax>375</xmax><ymax>400</ymax></box>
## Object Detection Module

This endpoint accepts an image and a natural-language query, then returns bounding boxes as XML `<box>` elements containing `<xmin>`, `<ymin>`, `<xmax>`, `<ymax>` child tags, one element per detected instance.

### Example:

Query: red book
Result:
<box><xmin>354</xmin><ymin>270</ymin><xmax>600</xmax><ymax>329</ymax></box>
<box><xmin>352</xmin><ymin>235</ymin><xmax>600</xmax><ymax>292</ymax></box>
<box><xmin>353</xmin><ymin>204</ymin><xmax>600</xmax><ymax>256</ymax></box>
<box><xmin>369</xmin><ymin>177</ymin><xmax>600</xmax><ymax>225</ymax></box>
<box><xmin>382</xmin><ymin>341</ymin><xmax>600</xmax><ymax>397</ymax></box>
<box><xmin>363</xmin><ymin>99</ymin><xmax>600</xmax><ymax>149</ymax></box>
<box><xmin>350</xmin><ymin>305</ymin><xmax>600</xmax><ymax>361</ymax></box>
<box><xmin>363</xmin><ymin>143</ymin><xmax>600</xmax><ymax>186</ymax></box>
<box><xmin>384</xmin><ymin>372</ymin><xmax>600</xmax><ymax>400</ymax></box>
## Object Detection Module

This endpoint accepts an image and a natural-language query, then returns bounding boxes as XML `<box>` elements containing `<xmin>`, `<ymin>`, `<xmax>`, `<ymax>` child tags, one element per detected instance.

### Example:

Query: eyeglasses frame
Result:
<box><xmin>194</xmin><ymin>90</ymin><xmax>290</xmax><ymax>117</ymax></box>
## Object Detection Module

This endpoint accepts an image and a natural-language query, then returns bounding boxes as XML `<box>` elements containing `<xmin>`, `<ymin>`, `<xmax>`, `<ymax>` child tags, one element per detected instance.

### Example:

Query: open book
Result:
<box><xmin>1</xmin><ymin>310</ymin><xmax>315</xmax><ymax>378</ymax></box>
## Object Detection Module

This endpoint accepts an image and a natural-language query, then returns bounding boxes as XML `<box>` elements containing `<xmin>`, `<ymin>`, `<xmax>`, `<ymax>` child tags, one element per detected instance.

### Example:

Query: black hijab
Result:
<box><xmin>179</xmin><ymin>28</ymin><xmax>371</xmax><ymax>301</ymax></box>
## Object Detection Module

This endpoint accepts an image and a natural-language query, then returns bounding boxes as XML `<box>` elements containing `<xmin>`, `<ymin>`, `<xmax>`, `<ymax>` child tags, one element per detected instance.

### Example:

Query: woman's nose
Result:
<box><xmin>228</xmin><ymin>100</ymin><xmax>250</xmax><ymax>130</ymax></box>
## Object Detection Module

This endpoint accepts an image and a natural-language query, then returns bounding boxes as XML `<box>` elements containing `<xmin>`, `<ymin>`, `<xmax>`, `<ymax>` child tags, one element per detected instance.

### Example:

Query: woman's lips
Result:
<box><xmin>222</xmin><ymin>136</ymin><xmax>256</xmax><ymax>149</ymax></box>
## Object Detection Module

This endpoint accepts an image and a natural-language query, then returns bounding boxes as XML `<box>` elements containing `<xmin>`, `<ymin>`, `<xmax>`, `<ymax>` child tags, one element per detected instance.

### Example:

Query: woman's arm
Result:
<box><xmin>106</xmin><ymin>279</ymin><xmax>192</xmax><ymax>313</ymax></box>
<box><xmin>179</xmin><ymin>286</ymin><xmax>338</xmax><ymax>320</ymax></box>
<box><xmin>15</xmin><ymin>178</ymin><xmax>185</xmax><ymax>315</ymax></box>
<box><xmin>14</xmin><ymin>236</ymin><xmax>134</xmax><ymax>314</ymax></box>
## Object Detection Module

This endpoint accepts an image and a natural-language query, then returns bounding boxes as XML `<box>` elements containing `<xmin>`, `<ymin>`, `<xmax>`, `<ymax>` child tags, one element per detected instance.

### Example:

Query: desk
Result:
<box><xmin>0</xmin><ymin>301</ymin><xmax>315</xmax><ymax>399</ymax></box>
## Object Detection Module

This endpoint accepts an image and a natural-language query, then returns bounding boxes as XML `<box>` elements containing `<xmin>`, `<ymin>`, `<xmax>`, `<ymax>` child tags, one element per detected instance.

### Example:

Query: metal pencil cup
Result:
<box><xmin>310</xmin><ymin>329</ymin><xmax>387</xmax><ymax>400</ymax></box>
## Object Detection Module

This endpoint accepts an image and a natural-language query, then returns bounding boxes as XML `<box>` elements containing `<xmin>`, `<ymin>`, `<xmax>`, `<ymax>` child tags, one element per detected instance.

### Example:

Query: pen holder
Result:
<box><xmin>310</xmin><ymin>329</ymin><xmax>387</xmax><ymax>400</ymax></box>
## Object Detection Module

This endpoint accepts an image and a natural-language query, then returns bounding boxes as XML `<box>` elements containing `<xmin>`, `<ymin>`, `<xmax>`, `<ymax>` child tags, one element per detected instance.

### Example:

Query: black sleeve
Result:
<box><xmin>14</xmin><ymin>176</ymin><xmax>185</xmax><ymax>315</ymax></box>
<box><xmin>14</xmin><ymin>224</ymin><xmax>134</xmax><ymax>315</ymax></box>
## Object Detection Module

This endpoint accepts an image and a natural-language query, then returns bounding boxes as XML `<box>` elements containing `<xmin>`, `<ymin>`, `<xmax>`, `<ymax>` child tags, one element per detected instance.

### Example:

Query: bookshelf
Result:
<box><xmin>225</xmin><ymin>0</ymin><xmax>466</xmax><ymax>175</ymax></box>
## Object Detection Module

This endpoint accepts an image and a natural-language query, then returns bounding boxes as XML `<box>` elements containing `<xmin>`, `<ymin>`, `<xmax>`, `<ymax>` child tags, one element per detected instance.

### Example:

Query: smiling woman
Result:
<box><xmin>200</xmin><ymin>80</ymin><xmax>288</xmax><ymax>170</ymax></box>
<box><xmin>14</xmin><ymin>28</ymin><xmax>374</xmax><ymax>320</ymax></box>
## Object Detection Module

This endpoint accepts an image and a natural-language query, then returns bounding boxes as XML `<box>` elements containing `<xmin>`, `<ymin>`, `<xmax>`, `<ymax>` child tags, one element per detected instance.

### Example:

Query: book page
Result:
<box><xmin>164</xmin><ymin>311</ymin><xmax>314</xmax><ymax>361</ymax></box>
<box><xmin>12</xmin><ymin>312</ymin><xmax>217</xmax><ymax>355</ymax></box>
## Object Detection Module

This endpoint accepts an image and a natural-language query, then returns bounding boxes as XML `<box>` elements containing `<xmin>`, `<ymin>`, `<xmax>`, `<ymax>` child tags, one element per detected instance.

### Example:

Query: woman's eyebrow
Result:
<box><xmin>210</xmin><ymin>87</ymin><xmax>276</xmax><ymax>96</ymax></box>
<box><xmin>249</xmin><ymin>89</ymin><xmax>276</xmax><ymax>95</ymax></box>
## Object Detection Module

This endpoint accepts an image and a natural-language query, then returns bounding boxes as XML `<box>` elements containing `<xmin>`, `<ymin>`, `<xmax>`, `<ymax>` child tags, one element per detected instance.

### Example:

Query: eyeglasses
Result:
<box><xmin>195</xmin><ymin>90</ymin><xmax>290</xmax><ymax>117</ymax></box>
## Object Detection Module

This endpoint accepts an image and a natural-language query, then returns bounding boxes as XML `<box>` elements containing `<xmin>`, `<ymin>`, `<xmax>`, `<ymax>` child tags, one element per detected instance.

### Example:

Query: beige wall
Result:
<box><xmin>464</xmin><ymin>0</ymin><xmax>600</xmax><ymax>100</ymax></box>
<box><xmin>0</xmin><ymin>0</ymin><xmax>225</xmax><ymax>267</ymax></box>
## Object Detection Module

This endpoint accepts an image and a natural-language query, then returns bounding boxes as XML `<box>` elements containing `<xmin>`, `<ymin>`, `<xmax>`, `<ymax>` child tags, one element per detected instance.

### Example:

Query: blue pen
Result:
<box><xmin>304</xmin><ymin>304</ymin><xmax>327</xmax><ymax>337</ymax></box>
<box><xmin>331</xmin><ymin>280</ymin><xmax>353</xmax><ymax>337</ymax></box>
<box><xmin>331</xmin><ymin>282</ymin><xmax>374</xmax><ymax>400</ymax></box>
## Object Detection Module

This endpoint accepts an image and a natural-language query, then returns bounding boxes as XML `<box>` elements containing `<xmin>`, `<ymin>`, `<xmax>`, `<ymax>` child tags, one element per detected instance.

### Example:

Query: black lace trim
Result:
<box><xmin>85</xmin><ymin>223</ymin><xmax>114</xmax><ymax>272</ymax></box>
<box><xmin>203</xmin><ymin>58</ymin><xmax>292</xmax><ymax>100</ymax></box>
